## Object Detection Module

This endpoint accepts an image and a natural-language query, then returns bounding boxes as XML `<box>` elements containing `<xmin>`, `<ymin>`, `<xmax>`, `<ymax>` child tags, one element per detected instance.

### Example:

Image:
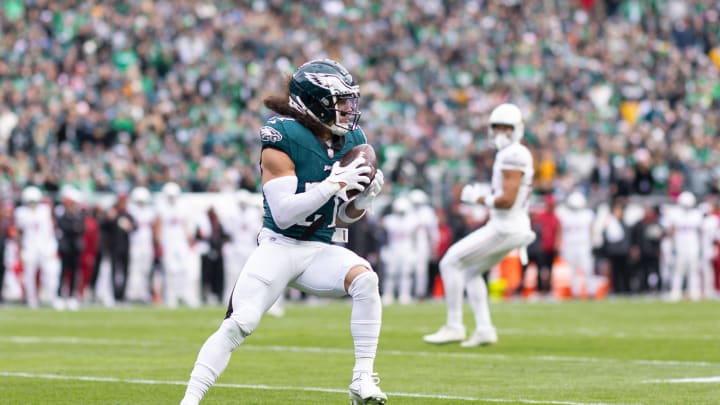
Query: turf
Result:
<box><xmin>1</xmin><ymin>298</ymin><xmax>718</xmax><ymax>404</ymax></box>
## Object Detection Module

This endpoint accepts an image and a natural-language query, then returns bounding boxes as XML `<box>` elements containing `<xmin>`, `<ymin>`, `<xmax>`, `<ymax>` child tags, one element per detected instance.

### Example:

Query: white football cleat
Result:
<box><xmin>349</xmin><ymin>372</ymin><xmax>387</xmax><ymax>405</ymax></box>
<box><xmin>460</xmin><ymin>328</ymin><xmax>498</xmax><ymax>347</ymax></box>
<box><xmin>423</xmin><ymin>325</ymin><xmax>466</xmax><ymax>344</ymax></box>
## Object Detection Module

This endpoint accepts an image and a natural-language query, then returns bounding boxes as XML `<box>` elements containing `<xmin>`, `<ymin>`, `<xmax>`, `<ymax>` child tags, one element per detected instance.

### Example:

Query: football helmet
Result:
<box><xmin>677</xmin><ymin>191</ymin><xmax>696</xmax><ymax>208</ymax></box>
<box><xmin>60</xmin><ymin>185</ymin><xmax>82</xmax><ymax>203</ymax></box>
<box><xmin>237</xmin><ymin>189</ymin><xmax>252</xmax><ymax>205</ymax></box>
<box><xmin>162</xmin><ymin>182</ymin><xmax>181</xmax><ymax>199</ymax></box>
<box><xmin>566</xmin><ymin>191</ymin><xmax>586</xmax><ymax>210</ymax></box>
<box><xmin>289</xmin><ymin>59</ymin><xmax>361</xmax><ymax>136</ymax></box>
<box><xmin>488</xmin><ymin>103</ymin><xmax>524</xmax><ymax>149</ymax></box>
<box><xmin>130</xmin><ymin>186</ymin><xmax>151</xmax><ymax>205</ymax></box>
<box><xmin>392</xmin><ymin>197</ymin><xmax>412</xmax><ymax>214</ymax></box>
<box><xmin>21</xmin><ymin>186</ymin><xmax>42</xmax><ymax>205</ymax></box>
<box><xmin>408</xmin><ymin>189</ymin><xmax>429</xmax><ymax>206</ymax></box>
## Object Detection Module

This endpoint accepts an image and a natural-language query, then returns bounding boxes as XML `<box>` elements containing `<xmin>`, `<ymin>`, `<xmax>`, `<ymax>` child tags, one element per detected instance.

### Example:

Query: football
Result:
<box><xmin>338</xmin><ymin>143</ymin><xmax>378</xmax><ymax>199</ymax></box>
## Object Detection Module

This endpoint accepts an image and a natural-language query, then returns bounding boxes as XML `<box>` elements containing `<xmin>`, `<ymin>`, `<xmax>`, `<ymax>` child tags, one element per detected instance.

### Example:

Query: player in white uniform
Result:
<box><xmin>668</xmin><ymin>191</ymin><xmax>703</xmax><ymax>301</ymax></box>
<box><xmin>222</xmin><ymin>190</ymin><xmax>263</xmax><ymax>303</ymax></box>
<box><xmin>558</xmin><ymin>192</ymin><xmax>596</xmax><ymax>298</ymax></box>
<box><xmin>380</xmin><ymin>197</ymin><xmax>417</xmax><ymax>305</ymax></box>
<box><xmin>126</xmin><ymin>187</ymin><xmax>157</xmax><ymax>303</ymax></box>
<box><xmin>408</xmin><ymin>189</ymin><xmax>439</xmax><ymax>300</ymax></box>
<box><xmin>699</xmin><ymin>199</ymin><xmax>719</xmax><ymax>299</ymax></box>
<box><xmin>15</xmin><ymin>186</ymin><xmax>61</xmax><ymax>309</ymax></box>
<box><xmin>158</xmin><ymin>182</ymin><xmax>198</xmax><ymax>308</ymax></box>
<box><xmin>424</xmin><ymin>103</ymin><xmax>535</xmax><ymax>347</ymax></box>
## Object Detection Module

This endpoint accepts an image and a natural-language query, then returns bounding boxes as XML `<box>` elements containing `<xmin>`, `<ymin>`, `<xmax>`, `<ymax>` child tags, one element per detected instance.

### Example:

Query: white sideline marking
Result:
<box><xmin>644</xmin><ymin>376</ymin><xmax>720</xmax><ymax>383</ymax></box>
<box><xmin>0</xmin><ymin>371</ymin><xmax>616</xmax><ymax>405</ymax></box>
<box><xmin>2</xmin><ymin>336</ymin><xmax>718</xmax><ymax>368</ymax></box>
<box><xmin>0</xmin><ymin>336</ymin><xmax>162</xmax><ymax>346</ymax></box>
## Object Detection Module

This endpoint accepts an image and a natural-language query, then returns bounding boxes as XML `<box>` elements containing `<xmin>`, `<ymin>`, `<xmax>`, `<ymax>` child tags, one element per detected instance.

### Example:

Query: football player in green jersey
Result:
<box><xmin>181</xmin><ymin>59</ymin><xmax>387</xmax><ymax>405</ymax></box>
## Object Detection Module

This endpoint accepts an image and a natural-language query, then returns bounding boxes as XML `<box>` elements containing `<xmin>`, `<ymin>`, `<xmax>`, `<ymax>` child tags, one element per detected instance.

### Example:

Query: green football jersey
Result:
<box><xmin>259</xmin><ymin>115</ymin><xmax>368</xmax><ymax>243</ymax></box>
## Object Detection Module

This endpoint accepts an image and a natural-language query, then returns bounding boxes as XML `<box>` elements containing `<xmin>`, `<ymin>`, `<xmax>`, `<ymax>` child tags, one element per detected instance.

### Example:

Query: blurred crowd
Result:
<box><xmin>1</xmin><ymin>0</ymin><xmax>720</xmax><ymax>205</ymax></box>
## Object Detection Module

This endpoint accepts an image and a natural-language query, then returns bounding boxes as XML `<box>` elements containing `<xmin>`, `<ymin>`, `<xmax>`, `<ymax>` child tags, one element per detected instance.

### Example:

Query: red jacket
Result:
<box><xmin>535</xmin><ymin>209</ymin><xmax>560</xmax><ymax>252</ymax></box>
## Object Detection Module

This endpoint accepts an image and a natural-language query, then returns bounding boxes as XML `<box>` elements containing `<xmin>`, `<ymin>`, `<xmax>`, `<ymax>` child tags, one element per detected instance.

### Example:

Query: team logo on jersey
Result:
<box><xmin>304</xmin><ymin>72</ymin><xmax>358</xmax><ymax>94</ymax></box>
<box><xmin>260</xmin><ymin>126</ymin><xmax>283</xmax><ymax>142</ymax></box>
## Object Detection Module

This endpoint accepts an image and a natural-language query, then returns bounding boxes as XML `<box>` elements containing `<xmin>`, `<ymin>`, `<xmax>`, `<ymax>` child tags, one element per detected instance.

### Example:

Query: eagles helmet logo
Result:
<box><xmin>304</xmin><ymin>72</ymin><xmax>358</xmax><ymax>95</ymax></box>
<box><xmin>260</xmin><ymin>126</ymin><xmax>283</xmax><ymax>142</ymax></box>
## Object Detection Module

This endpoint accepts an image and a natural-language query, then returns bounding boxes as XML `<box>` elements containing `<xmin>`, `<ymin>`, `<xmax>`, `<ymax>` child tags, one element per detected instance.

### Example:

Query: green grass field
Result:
<box><xmin>1</xmin><ymin>298</ymin><xmax>718</xmax><ymax>404</ymax></box>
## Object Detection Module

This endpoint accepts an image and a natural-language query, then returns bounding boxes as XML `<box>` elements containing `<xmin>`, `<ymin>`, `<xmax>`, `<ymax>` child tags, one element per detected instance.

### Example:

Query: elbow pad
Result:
<box><xmin>263</xmin><ymin>176</ymin><xmax>339</xmax><ymax>229</ymax></box>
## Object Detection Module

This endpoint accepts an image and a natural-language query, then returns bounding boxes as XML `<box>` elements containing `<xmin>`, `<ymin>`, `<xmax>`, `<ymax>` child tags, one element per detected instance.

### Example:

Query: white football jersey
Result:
<box><xmin>559</xmin><ymin>208</ymin><xmax>595</xmax><ymax>250</ymax></box>
<box><xmin>15</xmin><ymin>204</ymin><xmax>57</xmax><ymax>251</ymax></box>
<box><xmin>158</xmin><ymin>201</ymin><xmax>191</xmax><ymax>248</ymax></box>
<box><xmin>669</xmin><ymin>207</ymin><xmax>703</xmax><ymax>254</ymax></box>
<box><xmin>225</xmin><ymin>205</ymin><xmax>263</xmax><ymax>254</ymax></box>
<box><xmin>413</xmin><ymin>205</ymin><xmax>439</xmax><ymax>254</ymax></box>
<box><xmin>129</xmin><ymin>204</ymin><xmax>157</xmax><ymax>248</ymax></box>
<box><xmin>383</xmin><ymin>213</ymin><xmax>417</xmax><ymax>252</ymax></box>
<box><xmin>490</xmin><ymin>143</ymin><xmax>534</xmax><ymax>230</ymax></box>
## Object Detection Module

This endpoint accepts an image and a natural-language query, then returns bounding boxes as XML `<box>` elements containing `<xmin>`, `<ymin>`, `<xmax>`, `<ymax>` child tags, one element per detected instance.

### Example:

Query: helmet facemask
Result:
<box><xmin>489</xmin><ymin>123</ymin><xmax>515</xmax><ymax>150</ymax></box>
<box><xmin>327</xmin><ymin>94</ymin><xmax>361</xmax><ymax>135</ymax></box>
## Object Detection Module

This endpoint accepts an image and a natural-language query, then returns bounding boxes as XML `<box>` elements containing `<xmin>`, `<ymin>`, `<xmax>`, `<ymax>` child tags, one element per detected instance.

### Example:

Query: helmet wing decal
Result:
<box><xmin>304</xmin><ymin>72</ymin><xmax>358</xmax><ymax>95</ymax></box>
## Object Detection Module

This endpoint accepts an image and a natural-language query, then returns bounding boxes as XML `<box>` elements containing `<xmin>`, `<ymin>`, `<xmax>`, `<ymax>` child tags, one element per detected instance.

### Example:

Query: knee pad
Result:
<box><xmin>227</xmin><ymin>304</ymin><xmax>263</xmax><ymax>337</ymax></box>
<box><xmin>349</xmin><ymin>271</ymin><xmax>379</xmax><ymax>299</ymax></box>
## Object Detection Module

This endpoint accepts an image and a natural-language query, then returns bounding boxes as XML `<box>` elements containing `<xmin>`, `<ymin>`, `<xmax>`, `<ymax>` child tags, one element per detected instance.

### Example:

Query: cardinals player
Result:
<box><xmin>424</xmin><ymin>103</ymin><xmax>535</xmax><ymax>347</ymax></box>
<box><xmin>558</xmin><ymin>191</ymin><xmax>596</xmax><ymax>298</ymax></box>
<box><xmin>15</xmin><ymin>186</ymin><xmax>61</xmax><ymax>309</ymax></box>
<box><xmin>668</xmin><ymin>191</ymin><xmax>703</xmax><ymax>301</ymax></box>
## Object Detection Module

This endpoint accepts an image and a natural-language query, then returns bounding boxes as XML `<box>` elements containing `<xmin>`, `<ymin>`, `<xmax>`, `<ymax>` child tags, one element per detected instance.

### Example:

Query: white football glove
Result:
<box><xmin>460</xmin><ymin>183</ymin><xmax>491</xmax><ymax>204</ymax></box>
<box><xmin>354</xmin><ymin>169</ymin><xmax>384</xmax><ymax>210</ymax></box>
<box><xmin>325</xmin><ymin>157</ymin><xmax>371</xmax><ymax>201</ymax></box>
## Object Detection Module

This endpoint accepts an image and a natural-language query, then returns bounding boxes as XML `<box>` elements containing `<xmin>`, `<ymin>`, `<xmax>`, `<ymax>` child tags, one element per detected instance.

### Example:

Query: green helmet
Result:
<box><xmin>289</xmin><ymin>59</ymin><xmax>361</xmax><ymax>135</ymax></box>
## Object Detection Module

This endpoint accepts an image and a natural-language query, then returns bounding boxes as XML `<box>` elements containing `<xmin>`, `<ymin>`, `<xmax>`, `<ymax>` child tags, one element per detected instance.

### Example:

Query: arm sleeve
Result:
<box><xmin>263</xmin><ymin>176</ymin><xmax>340</xmax><ymax>230</ymax></box>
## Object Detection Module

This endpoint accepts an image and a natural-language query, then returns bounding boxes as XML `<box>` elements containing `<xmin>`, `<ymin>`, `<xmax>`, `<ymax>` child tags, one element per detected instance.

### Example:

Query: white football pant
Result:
<box><xmin>126</xmin><ymin>245</ymin><xmax>154</xmax><ymax>302</ymax></box>
<box><xmin>412</xmin><ymin>248</ymin><xmax>432</xmax><ymax>299</ymax></box>
<box><xmin>222</xmin><ymin>245</ymin><xmax>252</xmax><ymax>303</ymax></box>
<box><xmin>671</xmin><ymin>251</ymin><xmax>700</xmax><ymax>301</ymax></box>
<box><xmin>440</xmin><ymin>221</ymin><xmax>535</xmax><ymax>332</ymax></box>
<box><xmin>163</xmin><ymin>246</ymin><xmax>199</xmax><ymax>308</ymax></box>
<box><xmin>21</xmin><ymin>245</ymin><xmax>60</xmax><ymax>308</ymax></box>
<box><xmin>182</xmin><ymin>228</ymin><xmax>382</xmax><ymax>403</ymax></box>
<box><xmin>562</xmin><ymin>247</ymin><xmax>595</xmax><ymax>297</ymax></box>
<box><xmin>381</xmin><ymin>246</ymin><xmax>414</xmax><ymax>304</ymax></box>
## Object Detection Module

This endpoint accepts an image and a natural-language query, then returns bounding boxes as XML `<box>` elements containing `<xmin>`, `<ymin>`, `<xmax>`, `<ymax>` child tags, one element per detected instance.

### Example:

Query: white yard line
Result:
<box><xmin>644</xmin><ymin>376</ymin><xmax>720</xmax><ymax>383</ymax></box>
<box><xmin>0</xmin><ymin>371</ymin><xmax>619</xmax><ymax>405</ymax></box>
<box><xmin>1</xmin><ymin>335</ymin><xmax>717</xmax><ymax>368</ymax></box>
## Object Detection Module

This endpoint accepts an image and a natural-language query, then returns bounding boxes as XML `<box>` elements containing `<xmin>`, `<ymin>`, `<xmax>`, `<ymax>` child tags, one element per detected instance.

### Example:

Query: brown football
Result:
<box><xmin>338</xmin><ymin>143</ymin><xmax>378</xmax><ymax>199</ymax></box>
